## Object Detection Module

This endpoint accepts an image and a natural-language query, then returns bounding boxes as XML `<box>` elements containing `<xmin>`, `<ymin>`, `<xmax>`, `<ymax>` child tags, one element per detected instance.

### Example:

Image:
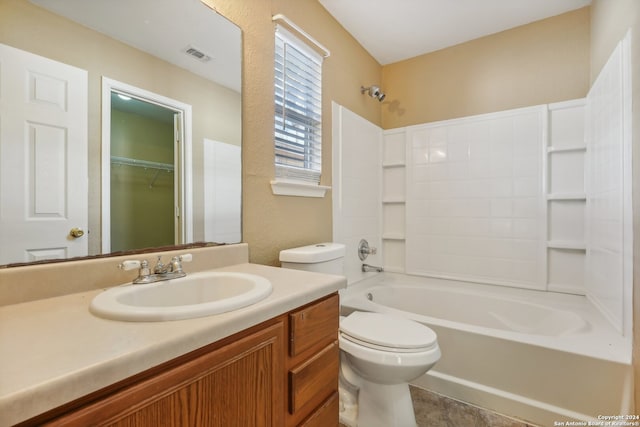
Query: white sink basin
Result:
<box><xmin>90</xmin><ymin>271</ymin><xmax>272</xmax><ymax>322</ymax></box>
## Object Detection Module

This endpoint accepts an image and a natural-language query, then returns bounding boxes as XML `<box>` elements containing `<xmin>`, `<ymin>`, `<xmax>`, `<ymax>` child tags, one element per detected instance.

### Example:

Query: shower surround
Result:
<box><xmin>332</xmin><ymin>31</ymin><xmax>633</xmax><ymax>425</ymax></box>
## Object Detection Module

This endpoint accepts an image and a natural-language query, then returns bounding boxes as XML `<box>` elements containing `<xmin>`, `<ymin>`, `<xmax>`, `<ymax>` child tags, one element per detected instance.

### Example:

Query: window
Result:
<box><xmin>273</xmin><ymin>24</ymin><xmax>327</xmax><ymax>196</ymax></box>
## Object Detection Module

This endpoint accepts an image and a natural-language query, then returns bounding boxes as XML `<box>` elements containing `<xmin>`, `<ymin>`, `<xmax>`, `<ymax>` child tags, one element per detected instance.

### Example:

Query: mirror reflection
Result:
<box><xmin>109</xmin><ymin>92</ymin><xmax>179</xmax><ymax>253</ymax></box>
<box><xmin>0</xmin><ymin>0</ymin><xmax>242</xmax><ymax>266</ymax></box>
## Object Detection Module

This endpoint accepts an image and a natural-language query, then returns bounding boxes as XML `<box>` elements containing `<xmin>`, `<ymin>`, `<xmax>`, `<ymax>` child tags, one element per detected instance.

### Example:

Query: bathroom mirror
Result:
<box><xmin>0</xmin><ymin>0</ymin><xmax>242</xmax><ymax>266</ymax></box>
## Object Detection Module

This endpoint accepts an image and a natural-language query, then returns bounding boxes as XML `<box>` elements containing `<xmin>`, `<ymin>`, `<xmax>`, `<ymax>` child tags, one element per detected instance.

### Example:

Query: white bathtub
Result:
<box><xmin>340</xmin><ymin>273</ymin><xmax>633</xmax><ymax>426</ymax></box>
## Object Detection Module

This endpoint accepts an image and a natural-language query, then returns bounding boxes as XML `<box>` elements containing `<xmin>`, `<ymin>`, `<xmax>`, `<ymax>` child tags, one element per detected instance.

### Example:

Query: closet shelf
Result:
<box><xmin>111</xmin><ymin>156</ymin><xmax>174</xmax><ymax>172</ymax></box>
<box><xmin>547</xmin><ymin>240</ymin><xmax>586</xmax><ymax>250</ymax></box>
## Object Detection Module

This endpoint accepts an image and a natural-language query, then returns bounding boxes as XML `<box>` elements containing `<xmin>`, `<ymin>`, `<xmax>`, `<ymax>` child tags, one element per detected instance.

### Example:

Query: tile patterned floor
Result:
<box><xmin>340</xmin><ymin>386</ymin><xmax>541</xmax><ymax>427</ymax></box>
<box><xmin>410</xmin><ymin>387</ymin><xmax>540</xmax><ymax>427</ymax></box>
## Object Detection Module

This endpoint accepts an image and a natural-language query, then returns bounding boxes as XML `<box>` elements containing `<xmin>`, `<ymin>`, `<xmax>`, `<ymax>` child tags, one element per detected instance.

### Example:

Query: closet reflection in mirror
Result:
<box><xmin>0</xmin><ymin>0</ymin><xmax>242</xmax><ymax>266</ymax></box>
<box><xmin>109</xmin><ymin>92</ymin><xmax>178</xmax><ymax>253</ymax></box>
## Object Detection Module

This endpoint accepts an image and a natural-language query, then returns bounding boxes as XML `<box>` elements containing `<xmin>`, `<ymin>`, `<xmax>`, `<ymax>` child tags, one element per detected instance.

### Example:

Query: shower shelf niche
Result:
<box><xmin>546</xmin><ymin>99</ymin><xmax>587</xmax><ymax>295</ymax></box>
<box><xmin>546</xmin><ymin>145</ymin><xmax>586</xmax><ymax>153</ymax></box>
<box><xmin>381</xmin><ymin>129</ymin><xmax>407</xmax><ymax>273</ymax></box>
<box><xmin>382</xmin><ymin>198</ymin><xmax>405</xmax><ymax>204</ymax></box>
<box><xmin>382</xmin><ymin>162</ymin><xmax>405</xmax><ymax>168</ymax></box>
<box><xmin>546</xmin><ymin>193</ymin><xmax>586</xmax><ymax>200</ymax></box>
<box><xmin>547</xmin><ymin>241</ymin><xmax>586</xmax><ymax>250</ymax></box>
<box><xmin>382</xmin><ymin>233</ymin><xmax>405</xmax><ymax>241</ymax></box>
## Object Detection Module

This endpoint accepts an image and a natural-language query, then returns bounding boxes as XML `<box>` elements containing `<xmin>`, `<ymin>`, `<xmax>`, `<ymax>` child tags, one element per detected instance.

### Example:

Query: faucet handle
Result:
<box><xmin>119</xmin><ymin>260</ymin><xmax>141</xmax><ymax>271</ymax></box>
<box><xmin>170</xmin><ymin>253</ymin><xmax>192</xmax><ymax>274</ymax></box>
<box><xmin>358</xmin><ymin>239</ymin><xmax>377</xmax><ymax>261</ymax></box>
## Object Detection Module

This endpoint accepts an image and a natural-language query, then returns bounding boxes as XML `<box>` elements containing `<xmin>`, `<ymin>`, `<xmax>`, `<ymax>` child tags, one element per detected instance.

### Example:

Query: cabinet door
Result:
<box><xmin>45</xmin><ymin>322</ymin><xmax>285</xmax><ymax>427</ymax></box>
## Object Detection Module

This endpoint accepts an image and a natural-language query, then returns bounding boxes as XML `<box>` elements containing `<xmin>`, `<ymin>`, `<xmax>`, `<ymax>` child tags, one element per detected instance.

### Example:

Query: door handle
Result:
<box><xmin>69</xmin><ymin>227</ymin><xmax>85</xmax><ymax>238</ymax></box>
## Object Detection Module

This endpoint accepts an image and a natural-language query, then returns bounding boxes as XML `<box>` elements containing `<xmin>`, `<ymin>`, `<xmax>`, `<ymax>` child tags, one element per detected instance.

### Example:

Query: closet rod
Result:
<box><xmin>272</xmin><ymin>13</ymin><xmax>331</xmax><ymax>58</ymax></box>
<box><xmin>111</xmin><ymin>156</ymin><xmax>174</xmax><ymax>172</ymax></box>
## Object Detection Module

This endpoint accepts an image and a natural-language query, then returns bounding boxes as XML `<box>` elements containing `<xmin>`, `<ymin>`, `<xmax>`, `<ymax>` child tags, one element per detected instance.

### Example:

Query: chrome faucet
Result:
<box><xmin>119</xmin><ymin>253</ymin><xmax>193</xmax><ymax>284</ymax></box>
<box><xmin>362</xmin><ymin>263</ymin><xmax>384</xmax><ymax>273</ymax></box>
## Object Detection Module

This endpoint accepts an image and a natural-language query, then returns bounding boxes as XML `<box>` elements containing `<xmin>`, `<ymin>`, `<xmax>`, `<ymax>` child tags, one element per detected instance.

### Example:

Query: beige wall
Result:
<box><xmin>381</xmin><ymin>7</ymin><xmax>591</xmax><ymax>129</ymax></box>
<box><xmin>202</xmin><ymin>1</ymin><xmax>593</xmax><ymax>265</ymax></box>
<box><xmin>203</xmin><ymin>0</ymin><xmax>382</xmax><ymax>265</ymax></box>
<box><xmin>0</xmin><ymin>0</ymin><xmax>241</xmax><ymax>253</ymax></box>
<box><xmin>590</xmin><ymin>0</ymin><xmax>640</xmax><ymax>412</ymax></box>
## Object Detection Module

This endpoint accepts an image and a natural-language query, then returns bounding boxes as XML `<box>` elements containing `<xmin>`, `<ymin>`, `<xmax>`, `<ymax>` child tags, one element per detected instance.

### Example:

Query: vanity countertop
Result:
<box><xmin>0</xmin><ymin>263</ymin><xmax>346</xmax><ymax>426</ymax></box>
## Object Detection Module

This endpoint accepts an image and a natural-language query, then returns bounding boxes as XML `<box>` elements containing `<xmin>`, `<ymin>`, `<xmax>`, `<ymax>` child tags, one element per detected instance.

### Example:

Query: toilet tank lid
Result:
<box><xmin>279</xmin><ymin>243</ymin><xmax>345</xmax><ymax>263</ymax></box>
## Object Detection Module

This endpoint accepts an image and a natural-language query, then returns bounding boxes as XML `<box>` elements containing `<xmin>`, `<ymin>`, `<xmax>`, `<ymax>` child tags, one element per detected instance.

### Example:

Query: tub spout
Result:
<box><xmin>362</xmin><ymin>263</ymin><xmax>384</xmax><ymax>273</ymax></box>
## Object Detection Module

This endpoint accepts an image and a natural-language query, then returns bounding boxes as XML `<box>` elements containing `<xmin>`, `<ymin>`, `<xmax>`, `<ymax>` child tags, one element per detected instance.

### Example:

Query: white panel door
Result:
<box><xmin>0</xmin><ymin>43</ymin><xmax>88</xmax><ymax>264</ymax></box>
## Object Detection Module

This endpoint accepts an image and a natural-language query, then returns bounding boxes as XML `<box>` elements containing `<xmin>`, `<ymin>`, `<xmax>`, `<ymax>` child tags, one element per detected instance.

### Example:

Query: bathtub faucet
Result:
<box><xmin>362</xmin><ymin>263</ymin><xmax>384</xmax><ymax>273</ymax></box>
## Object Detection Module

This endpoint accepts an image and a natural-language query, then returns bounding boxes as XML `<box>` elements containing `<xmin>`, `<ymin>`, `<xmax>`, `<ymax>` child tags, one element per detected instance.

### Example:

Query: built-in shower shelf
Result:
<box><xmin>545</xmin><ymin>99</ymin><xmax>588</xmax><ymax>295</ymax></box>
<box><xmin>382</xmin><ymin>233</ymin><xmax>405</xmax><ymax>240</ymax></box>
<box><xmin>546</xmin><ymin>193</ymin><xmax>586</xmax><ymax>201</ymax></box>
<box><xmin>382</xmin><ymin>198</ymin><xmax>405</xmax><ymax>204</ymax></box>
<box><xmin>547</xmin><ymin>144</ymin><xmax>587</xmax><ymax>154</ymax></box>
<box><xmin>382</xmin><ymin>162</ymin><xmax>405</xmax><ymax>168</ymax></box>
<box><xmin>547</xmin><ymin>240</ymin><xmax>586</xmax><ymax>250</ymax></box>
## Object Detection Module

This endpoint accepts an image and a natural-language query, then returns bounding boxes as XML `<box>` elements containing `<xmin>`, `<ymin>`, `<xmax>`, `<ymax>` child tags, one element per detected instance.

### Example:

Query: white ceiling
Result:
<box><xmin>30</xmin><ymin>0</ymin><xmax>242</xmax><ymax>92</ymax></box>
<box><xmin>318</xmin><ymin>0</ymin><xmax>591</xmax><ymax>65</ymax></box>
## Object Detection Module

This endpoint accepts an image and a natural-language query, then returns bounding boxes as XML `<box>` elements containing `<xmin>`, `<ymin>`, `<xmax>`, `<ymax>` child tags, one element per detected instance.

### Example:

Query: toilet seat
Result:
<box><xmin>340</xmin><ymin>312</ymin><xmax>437</xmax><ymax>353</ymax></box>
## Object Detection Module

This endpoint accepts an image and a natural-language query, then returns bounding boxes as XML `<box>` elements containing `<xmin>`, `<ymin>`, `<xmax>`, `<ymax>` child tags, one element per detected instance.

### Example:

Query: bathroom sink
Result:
<box><xmin>89</xmin><ymin>271</ymin><xmax>272</xmax><ymax>322</ymax></box>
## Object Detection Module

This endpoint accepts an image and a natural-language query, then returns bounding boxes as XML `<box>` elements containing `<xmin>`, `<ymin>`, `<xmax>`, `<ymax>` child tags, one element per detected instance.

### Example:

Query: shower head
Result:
<box><xmin>361</xmin><ymin>85</ymin><xmax>386</xmax><ymax>102</ymax></box>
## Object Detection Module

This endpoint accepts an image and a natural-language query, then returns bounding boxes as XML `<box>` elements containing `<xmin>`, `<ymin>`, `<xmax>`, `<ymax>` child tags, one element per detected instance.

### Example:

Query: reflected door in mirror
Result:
<box><xmin>0</xmin><ymin>43</ymin><xmax>88</xmax><ymax>264</ymax></box>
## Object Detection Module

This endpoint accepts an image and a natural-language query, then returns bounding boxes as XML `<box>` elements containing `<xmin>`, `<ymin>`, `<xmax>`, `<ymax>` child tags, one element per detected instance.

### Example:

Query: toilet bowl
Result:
<box><xmin>339</xmin><ymin>311</ymin><xmax>440</xmax><ymax>427</ymax></box>
<box><xmin>279</xmin><ymin>243</ymin><xmax>440</xmax><ymax>426</ymax></box>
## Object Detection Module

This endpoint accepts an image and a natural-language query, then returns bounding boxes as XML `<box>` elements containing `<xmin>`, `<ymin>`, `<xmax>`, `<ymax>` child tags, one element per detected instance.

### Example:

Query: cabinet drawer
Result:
<box><xmin>289</xmin><ymin>341</ymin><xmax>339</xmax><ymax>415</ymax></box>
<box><xmin>298</xmin><ymin>392</ymin><xmax>339</xmax><ymax>427</ymax></box>
<box><xmin>289</xmin><ymin>294</ymin><xmax>339</xmax><ymax>357</ymax></box>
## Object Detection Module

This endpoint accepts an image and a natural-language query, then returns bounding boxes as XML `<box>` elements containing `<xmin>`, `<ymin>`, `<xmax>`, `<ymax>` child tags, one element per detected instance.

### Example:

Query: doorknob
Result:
<box><xmin>69</xmin><ymin>227</ymin><xmax>85</xmax><ymax>238</ymax></box>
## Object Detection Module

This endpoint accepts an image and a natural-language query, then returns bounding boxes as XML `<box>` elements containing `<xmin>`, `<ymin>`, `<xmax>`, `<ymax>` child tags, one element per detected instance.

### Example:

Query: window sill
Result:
<box><xmin>270</xmin><ymin>179</ymin><xmax>330</xmax><ymax>198</ymax></box>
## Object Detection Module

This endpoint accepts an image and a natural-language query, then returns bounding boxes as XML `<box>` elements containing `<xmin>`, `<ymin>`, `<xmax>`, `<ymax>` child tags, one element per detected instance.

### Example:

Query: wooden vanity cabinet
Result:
<box><xmin>19</xmin><ymin>293</ymin><xmax>340</xmax><ymax>427</ymax></box>
<box><xmin>33</xmin><ymin>320</ymin><xmax>285</xmax><ymax>427</ymax></box>
<box><xmin>286</xmin><ymin>293</ymin><xmax>340</xmax><ymax>427</ymax></box>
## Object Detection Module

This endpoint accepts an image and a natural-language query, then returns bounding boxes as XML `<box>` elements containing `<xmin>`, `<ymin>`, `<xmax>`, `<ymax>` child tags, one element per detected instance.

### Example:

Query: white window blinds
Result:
<box><xmin>274</xmin><ymin>24</ymin><xmax>323</xmax><ymax>184</ymax></box>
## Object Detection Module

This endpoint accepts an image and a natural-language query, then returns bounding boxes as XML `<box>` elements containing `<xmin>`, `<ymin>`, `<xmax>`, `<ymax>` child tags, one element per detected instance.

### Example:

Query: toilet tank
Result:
<box><xmin>279</xmin><ymin>243</ymin><xmax>345</xmax><ymax>275</ymax></box>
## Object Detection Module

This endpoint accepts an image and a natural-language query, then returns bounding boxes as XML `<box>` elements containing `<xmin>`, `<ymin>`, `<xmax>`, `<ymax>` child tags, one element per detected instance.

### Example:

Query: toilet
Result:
<box><xmin>280</xmin><ymin>243</ymin><xmax>441</xmax><ymax>427</ymax></box>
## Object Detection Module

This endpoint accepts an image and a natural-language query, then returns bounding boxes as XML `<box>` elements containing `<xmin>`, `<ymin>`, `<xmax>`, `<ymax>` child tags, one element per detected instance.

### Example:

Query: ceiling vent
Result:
<box><xmin>182</xmin><ymin>45</ymin><xmax>212</xmax><ymax>62</ymax></box>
